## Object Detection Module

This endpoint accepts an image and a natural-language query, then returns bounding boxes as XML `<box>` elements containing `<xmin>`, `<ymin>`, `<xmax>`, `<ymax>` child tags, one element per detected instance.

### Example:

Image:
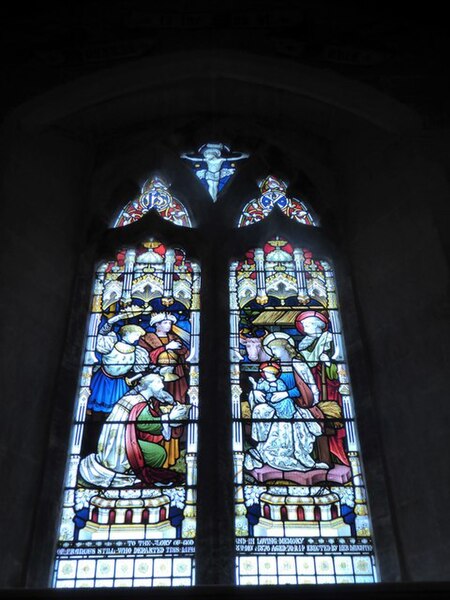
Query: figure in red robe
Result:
<box><xmin>139</xmin><ymin>312</ymin><xmax>189</xmax><ymax>466</ymax></box>
<box><xmin>296</xmin><ymin>311</ymin><xmax>349</xmax><ymax>466</ymax></box>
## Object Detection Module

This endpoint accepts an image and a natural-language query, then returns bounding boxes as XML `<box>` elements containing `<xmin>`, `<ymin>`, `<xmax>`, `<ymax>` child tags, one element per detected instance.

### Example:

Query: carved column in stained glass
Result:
<box><xmin>53</xmin><ymin>239</ymin><xmax>200</xmax><ymax>588</ymax></box>
<box><xmin>230</xmin><ymin>237</ymin><xmax>377</xmax><ymax>585</ymax></box>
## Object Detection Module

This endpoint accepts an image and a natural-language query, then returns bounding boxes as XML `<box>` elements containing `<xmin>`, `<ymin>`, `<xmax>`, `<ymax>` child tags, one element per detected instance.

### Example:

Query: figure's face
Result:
<box><xmin>150</xmin><ymin>375</ymin><xmax>165</xmax><ymax>393</ymax></box>
<box><xmin>269</xmin><ymin>345</ymin><xmax>284</xmax><ymax>360</ymax></box>
<box><xmin>301</xmin><ymin>317</ymin><xmax>326</xmax><ymax>336</ymax></box>
<box><xmin>157</xmin><ymin>319</ymin><xmax>173</xmax><ymax>333</ymax></box>
<box><xmin>142</xmin><ymin>374</ymin><xmax>164</xmax><ymax>393</ymax></box>
<box><xmin>267</xmin><ymin>342</ymin><xmax>291</xmax><ymax>361</ymax></box>
<box><xmin>203</xmin><ymin>149</ymin><xmax>220</xmax><ymax>160</ymax></box>
<box><xmin>263</xmin><ymin>370</ymin><xmax>277</xmax><ymax>382</ymax></box>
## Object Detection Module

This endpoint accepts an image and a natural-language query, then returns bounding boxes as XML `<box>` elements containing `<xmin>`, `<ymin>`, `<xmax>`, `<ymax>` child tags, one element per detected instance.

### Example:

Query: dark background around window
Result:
<box><xmin>1</xmin><ymin>2</ymin><xmax>450</xmax><ymax>595</ymax></box>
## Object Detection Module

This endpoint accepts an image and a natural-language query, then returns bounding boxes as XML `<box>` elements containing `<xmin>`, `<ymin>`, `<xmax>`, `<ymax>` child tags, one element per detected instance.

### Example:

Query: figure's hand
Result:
<box><xmin>321</xmin><ymin>332</ymin><xmax>333</xmax><ymax>350</ymax></box>
<box><xmin>271</xmin><ymin>391</ymin><xmax>289</xmax><ymax>403</ymax></box>
<box><xmin>169</xmin><ymin>403</ymin><xmax>189</xmax><ymax>425</ymax></box>
<box><xmin>320</xmin><ymin>353</ymin><xmax>331</xmax><ymax>366</ymax></box>
<box><xmin>166</xmin><ymin>340</ymin><xmax>182</xmax><ymax>350</ymax></box>
<box><xmin>251</xmin><ymin>390</ymin><xmax>266</xmax><ymax>404</ymax></box>
<box><xmin>249</xmin><ymin>376</ymin><xmax>257</xmax><ymax>389</ymax></box>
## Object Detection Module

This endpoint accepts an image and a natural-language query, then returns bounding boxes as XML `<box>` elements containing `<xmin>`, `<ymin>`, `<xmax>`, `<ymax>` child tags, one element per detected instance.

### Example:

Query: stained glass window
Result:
<box><xmin>53</xmin><ymin>239</ymin><xmax>200</xmax><ymax>588</ymax></box>
<box><xmin>238</xmin><ymin>176</ymin><xmax>317</xmax><ymax>227</ymax></box>
<box><xmin>230</xmin><ymin>237</ymin><xmax>377</xmax><ymax>585</ymax></box>
<box><xmin>53</xmin><ymin>147</ymin><xmax>379</xmax><ymax>589</ymax></box>
<box><xmin>113</xmin><ymin>177</ymin><xmax>192</xmax><ymax>228</ymax></box>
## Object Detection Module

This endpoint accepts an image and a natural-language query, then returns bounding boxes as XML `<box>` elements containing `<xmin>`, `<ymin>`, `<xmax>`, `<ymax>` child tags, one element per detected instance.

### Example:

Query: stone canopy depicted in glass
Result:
<box><xmin>238</xmin><ymin>176</ymin><xmax>317</xmax><ymax>227</ymax></box>
<box><xmin>181</xmin><ymin>143</ymin><xmax>248</xmax><ymax>201</ymax></box>
<box><xmin>113</xmin><ymin>177</ymin><xmax>192</xmax><ymax>228</ymax></box>
<box><xmin>53</xmin><ymin>240</ymin><xmax>200</xmax><ymax>588</ymax></box>
<box><xmin>230</xmin><ymin>238</ymin><xmax>377</xmax><ymax>585</ymax></box>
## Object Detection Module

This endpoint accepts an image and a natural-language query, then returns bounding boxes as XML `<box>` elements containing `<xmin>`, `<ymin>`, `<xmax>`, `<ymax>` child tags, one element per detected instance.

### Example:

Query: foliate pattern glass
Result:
<box><xmin>238</xmin><ymin>176</ymin><xmax>317</xmax><ymax>227</ymax></box>
<box><xmin>230</xmin><ymin>237</ymin><xmax>377</xmax><ymax>585</ymax></box>
<box><xmin>113</xmin><ymin>177</ymin><xmax>192</xmax><ymax>228</ymax></box>
<box><xmin>53</xmin><ymin>240</ymin><xmax>200</xmax><ymax>588</ymax></box>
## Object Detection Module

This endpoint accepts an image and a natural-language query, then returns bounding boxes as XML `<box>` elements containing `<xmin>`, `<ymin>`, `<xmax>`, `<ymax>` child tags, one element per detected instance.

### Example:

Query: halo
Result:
<box><xmin>259</xmin><ymin>361</ymin><xmax>282</xmax><ymax>374</ymax></box>
<box><xmin>263</xmin><ymin>332</ymin><xmax>295</xmax><ymax>352</ymax></box>
<box><xmin>295</xmin><ymin>310</ymin><xmax>329</xmax><ymax>334</ymax></box>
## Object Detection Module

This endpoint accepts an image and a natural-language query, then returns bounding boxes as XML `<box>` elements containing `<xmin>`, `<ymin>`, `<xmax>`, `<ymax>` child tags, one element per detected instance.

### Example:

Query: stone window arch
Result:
<box><xmin>51</xmin><ymin>140</ymin><xmax>379</xmax><ymax>588</ymax></box>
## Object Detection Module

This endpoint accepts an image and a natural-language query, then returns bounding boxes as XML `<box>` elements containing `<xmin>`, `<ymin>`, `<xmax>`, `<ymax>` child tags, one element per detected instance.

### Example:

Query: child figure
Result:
<box><xmin>250</xmin><ymin>361</ymin><xmax>296</xmax><ymax>419</ymax></box>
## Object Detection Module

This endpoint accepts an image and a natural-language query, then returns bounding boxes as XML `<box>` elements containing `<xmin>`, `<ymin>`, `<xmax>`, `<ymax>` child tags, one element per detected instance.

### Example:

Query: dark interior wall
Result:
<box><xmin>0</xmin><ymin>125</ymin><xmax>95</xmax><ymax>585</ymax></box>
<box><xmin>334</xmin><ymin>134</ymin><xmax>450</xmax><ymax>579</ymax></box>
<box><xmin>0</xmin><ymin>48</ymin><xmax>449</xmax><ymax>587</ymax></box>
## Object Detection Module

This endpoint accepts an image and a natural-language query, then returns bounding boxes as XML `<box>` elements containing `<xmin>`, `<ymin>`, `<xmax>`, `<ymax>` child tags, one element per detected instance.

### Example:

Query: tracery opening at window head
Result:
<box><xmin>181</xmin><ymin>142</ymin><xmax>248</xmax><ymax>201</ymax></box>
<box><xmin>238</xmin><ymin>176</ymin><xmax>318</xmax><ymax>228</ymax></box>
<box><xmin>113</xmin><ymin>176</ymin><xmax>192</xmax><ymax>229</ymax></box>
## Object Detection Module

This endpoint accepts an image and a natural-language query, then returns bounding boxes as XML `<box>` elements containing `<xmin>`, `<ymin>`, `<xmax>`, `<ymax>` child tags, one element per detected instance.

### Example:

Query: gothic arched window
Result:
<box><xmin>53</xmin><ymin>143</ymin><xmax>377</xmax><ymax>588</ymax></box>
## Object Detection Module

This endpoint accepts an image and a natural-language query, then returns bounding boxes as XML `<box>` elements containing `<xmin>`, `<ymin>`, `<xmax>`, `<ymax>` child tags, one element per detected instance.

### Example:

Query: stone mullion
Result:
<box><xmin>195</xmin><ymin>229</ymin><xmax>235</xmax><ymax>585</ymax></box>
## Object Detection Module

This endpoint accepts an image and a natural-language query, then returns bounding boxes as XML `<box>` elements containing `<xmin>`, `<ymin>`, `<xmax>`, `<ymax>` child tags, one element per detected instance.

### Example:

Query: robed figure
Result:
<box><xmin>244</xmin><ymin>361</ymin><xmax>328</xmax><ymax>473</ymax></box>
<box><xmin>296</xmin><ymin>311</ymin><xmax>349</xmax><ymax>466</ymax></box>
<box><xmin>79</xmin><ymin>374</ymin><xmax>190</xmax><ymax>488</ymax></box>
<box><xmin>139</xmin><ymin>312</ymin><xmax>189</xmax><ymax>466</ymax></box>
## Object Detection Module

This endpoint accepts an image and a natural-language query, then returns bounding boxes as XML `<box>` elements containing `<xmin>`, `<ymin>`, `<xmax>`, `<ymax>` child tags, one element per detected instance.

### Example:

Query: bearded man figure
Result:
<box><xmin>78</xmin><ymin>373</ymin><xmax>190</xmax><ymax>488</ymax></box>
<box><xmin>296</xmin><ymin>311</ymin><xmax>349</xmax><ymax>467</ymax></box>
